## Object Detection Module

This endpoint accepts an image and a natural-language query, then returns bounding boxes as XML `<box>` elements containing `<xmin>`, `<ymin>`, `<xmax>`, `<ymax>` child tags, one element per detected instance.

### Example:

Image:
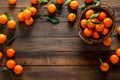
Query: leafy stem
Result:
<box><xmin>4</xmin><ymin>12</ymin><xmax>14</xmax><ymax>20</ymax></box>
<box><xmin>99</xmin><ymin>57</ymin><xmax>103</xmax><ymax>64</ymax></box>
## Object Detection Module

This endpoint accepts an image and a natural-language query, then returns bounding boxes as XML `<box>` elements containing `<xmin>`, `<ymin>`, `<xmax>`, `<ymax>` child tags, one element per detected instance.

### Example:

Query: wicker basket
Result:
<box><xmin>77</xmin><ymin>4</ymin><xmax>115</xmax><ymax>44</ymax></box>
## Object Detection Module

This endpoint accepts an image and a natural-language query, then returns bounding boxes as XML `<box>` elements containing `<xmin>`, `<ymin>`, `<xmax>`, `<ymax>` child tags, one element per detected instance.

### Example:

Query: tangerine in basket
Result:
<box><xmin>98</xmin><ymin>12</ymin><xmax>107</xmax><ymax>21</ymax></box>
<box><xmin>95</xmin><ymin>23</ymin><xmax>104</xmax><ymax>32</ymax></box>
<box><xmin>80</xmin><ymin>19</ymin><xmax>87</xmax><ymax>29</ymax></box>
<box><xmin>92</xmin><ymin>31</ymin><xmax>100</xmax><ymax>39</ymax></box>
<box><xmin>83</xmin><ymin>28</ymin><xmax>93</xmax><ymax>37</ymax></box>
<box><xmin>102</xmin><ymin>27</ymin><xmax>109</xmax><ymax>36</ymax></box>
<box><xmin>87</xmin><ymin>19</ymin><xmax>95</xmax><ymax>29</ymax></box>
<box><xmin>85</xmin><ymin>9</ymin><xmax>94</xmax><ymax>19</ymax></box>
<box><xmin>103</xmin><ymin>18</ymin><xmax>113</xmax><ymax>28</ymax></box>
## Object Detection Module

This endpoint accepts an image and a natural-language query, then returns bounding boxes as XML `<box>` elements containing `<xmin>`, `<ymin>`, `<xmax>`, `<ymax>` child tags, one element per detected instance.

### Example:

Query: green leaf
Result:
<box><xmin>96</xmin><ymin>1</ymin><xmax>100</xmax><ymax>6</ymax></box>
<box><xmin>64</xmin><ymin>0</ymin><xmax>72</xmax><ymax>6</ymax></box>
<box><xmin>90</xmin><ymin>13</ymin><xmax>99</xmax><ymax>19</ymax></box>
<box><xmin>4</xmin><ymin>36</ymin><xmax>16</xmax><ymax>49</ymax></box>
<box><xmin>55</xmin><ymin>3</ymin><xmax>62</xmax><ymax>14</ymax></box>
<box><xmin>4</xmin><ymin>12</ymin><xmax>14</xmax><ymax>20</ymax></box>
<box><xmin>33</xmin><ymin>14</ymin><xmax>44</xmax><ymax>19</ymax></box>
<box><xmin>91</xmin><ymin>21</ymin><xmax>102</xmax><ymax>24</ymax></box>
<box><xmin>40</xmin><ymin>0</ymin><xmax>48</xmax><ymax>6</ymax></box>
<box><xmin>93</xmin><ymin>68</ymin><xmax>100</xmax><ymax>75</ymax></box>
<box><xmin>84</xmin><ymin>20</ymin><xmax>90</xmax><ymax>26</ymax></box>
<box><xmin>81</xmin><ymin>3</ymin><xmax>88</xmax><ymax>9</ymax></box>
<box><xmin>99</xmin><ymin>57</ymin><xmax>103</xmax><ymax>64</ymax></box>
<box><xmin>45</xmin><ymin>15</ymin><xmax>60</xmax><ymax>24</ymax></box>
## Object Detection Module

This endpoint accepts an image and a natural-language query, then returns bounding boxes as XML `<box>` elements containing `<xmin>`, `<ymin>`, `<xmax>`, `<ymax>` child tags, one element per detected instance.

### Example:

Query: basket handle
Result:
<box><xmin>78</xmin><ymin>31</ymin><xmax>93</xmax><ymax>44</ymax></box>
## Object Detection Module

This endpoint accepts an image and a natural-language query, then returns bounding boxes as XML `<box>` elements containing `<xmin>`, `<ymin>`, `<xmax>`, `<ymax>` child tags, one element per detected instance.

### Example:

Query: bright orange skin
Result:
<box><xmin>116</xmin><ymin>48</ymin><xmax>120</xmax><ymax>57</ymax></box>
<box><xmin>56</xmin><ymin>0</ymin><xmax>64</xmax><ymax>5</ymax></box>
<box><xmin>29</xmin><ymin>7</ymin><xmax>37</xmax><ymax>16</ymax></box>
<box><xmin>30</xmin><ymin>0</ymin><xmax>38</xmax><ymax>4</ymax></box>
<box><xmin>100</xmin><ymin>62</ymin><xmax>109</xmax><ymax>72</ymax></box>
<box><xmin>7</xmin><ymin>20</ymin><xmax>16</xmax><ymax>29</ymax></box>
<box><xmin>25</xmin><ymin>17</ymin><xmax>34</xmax><ymax>26</ymax></box>
<box><xmin>0</xmin><ymin>52</ymin><xmax>3</xmax><ymax>60</ymax></box>
<box><xmin>69</xmin><ymin>1</ymin><xmax>79</xmax><ymax>10</ymax></box>
<box><xmin>6</xmin><ymin>60</ymin><xmax>16</xmax><ymax>69</ymax></box>
<box><xmin>6</xmin><ymin>48</ymin><xmax>16</xmax><ymax>58</ymax></box>
<box><xmin>103</xmin><ymin>37</ymin><xmax>112</xmax><ymax>46</ymax></box>
<box><xmin>117</xmin><ymin>26</ymin><xmax>120</xmax><ymax>35</ymax></box>
<box><xmin>95</xmin><ymin>23</ymin><xmax>104</xmax><ymax>32</ymax></box>
<box><xmin>93</xmin><ymin>31</ymin><xmax>100</xmax><ymax>39</ymax></box>
<box><xmin>0</xmin><ymin>14</ymin><xmax>8</xmax><ymax>24</ymax></box>
<box><xmin>47</xmin><ymin>4</ymin><xmax>56</xmax><ymax>14</ymax></box>
<box><xmin>103</xmin><ymin>18</ymin><xmax>113</xmax><ymax>28</ymax></box>
<box><xmin>80</xmin><ymin>19</ymin><xmax>87</xmax><ymax>29</ymax></box>
<box><xmin>0</xmin><ymin>34</ymin><xmax>7</xmax><ymax>44</ymax></box>
<box><xmin>98</xmin><ymin>12</ymin><xmax>107</xmax><ymax>21</ymax></box>
<box><xmin>85</xmin><ymin>9</ymin><xmax>94</xmax><ymax>19</ymax></box>
<box><xmin>83</xmin><ymin>28</ymin><xmax>93</xmax><ymax>37</ymax></box>
<box><xmin>14</xmin><ymin>65</ymin><xmax>23</xmax><ymax>75</ymax></box>
<box><xmin>68</xmin><ymin>13</ymin><xmax>76</xmax><ymax>22</ymax></box>
<box><xmin>8</xmin><ymin>0</ymin><xmax>16</xmax><ymax>5</ymax></box>
<box><xmin>87</xmin><ymin>19</ymin><xmax>95</xmax><ymax>29</ymax></box>
<box><xmin>85</xmin><ymin>0</ymin><xmax>93</xmax><ymax>4</ymax></box>
<box><xmin>23</xmin><ymin>9</ymin><xmax>32</xmax><ymax>19</ymax></box>
<box><xmin>110</xmin><ymin>54</ymin><xmax>119</xmax><ymax>64</ymax></box>
<box><xmin>18</xmin><ymin>12</ymin><xmax>24</xmax><ymax>22</ymax></box>
<box><xmin>102</xmin><ymin>28</ymin><xmax>109</xmax><ymax>36</ymax></box>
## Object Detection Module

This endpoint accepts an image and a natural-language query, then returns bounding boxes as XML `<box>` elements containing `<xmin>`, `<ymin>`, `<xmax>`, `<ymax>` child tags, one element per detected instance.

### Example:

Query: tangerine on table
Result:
<box><xmin>47</xmin><ymin>4</ymin><xmax>56</xmax><ymax>14</ymax></box>
<box><xmin>103</xmin><ymin>18</ymin><xmax>113</xmax><ymax>28</ymax></box>
<box><xmin>98</xmin><ymin>12</ymin><xmax>107</xmax><ymax>21</ymax></box>
<box><xmin>25</xmin><ymin>17</ymin><xmax>34</xmax><ymax>26</ymax></box>
<box><xmin>69</xmin><ymin>0</ymin><xmax>79</xmax><ymax>10</ymax></box>
<box><xmin>68</xmin><ymin>13</ymin><xmax>76</xmax><ymax>22</ymax></box>
<box><xmin>93</xmin><ymin>31</ymin><xmax>100</xmax><ymax>39</ymax></box>
<box><xmin>14</xmin><ymin>65</ymin><xmax>23</xmax><ymax>75</ymax></box>
<box><xmin>56</xmin><ymin>0</ymin><xmax>64</xmax><ymax>5</ymax></box>
<box><xmin>6</xmin><ymin>60</ymin><xmax>16</xmax><ymax>69</ymax></box>
<box><xmin>95</xmin><ymin>23</ymin><xmax>104</xmax><ymax>32</ymax></box>
<box><xmin>116</xmin><ymin>26</ymin><xmax>120</xmax><ymax>35</ymax></box>
<box><xmin>103</xmin><ymin>37</ymin><xmax>112</xmax><ymax>46</ymax></box>
<box><xmin>100</xmin><ymin>62</ymin><xmax>109</xmax><ymax>72</ymax></box>
<box><xmin>30</xmin><ymin>0</ymin><xmax>38</xmax><ymax>5</ymax></box>
<box><xmin>18</xmin><ymin>12</ymin><xmax>25</xmax><ymax>22</ymax></box>
<box><xmin>0</xmin><ymin>14</ymin><xmax>8</xmax><ymax>24</ymax></box>
<box><xmin>8</xmin><ymin>0</ymin><xmax>16</xmax><ymax>5</ymax></box>
<box><xmin>110</xmin><ymin>54</ymin><xmax>119</xmax><ymax>64</ymax></box>
<box><xmin>87</xmin><ymin>19</ymin><xmax>95</xmax><ymax>29</ymax></box>
<box><xmin>102</xmin><ymin>27</ymin><xmax>109</xmax><ymax>36</ymax></box>
<box><xmin>0</xmin><ymin>34</ymin><xmax>7</xmax><ymax>44</ymax></box>
<box><xmin>84</xmin><ymin>0</ymin><xmax>93</xmax><ymax>4</ymax></box>
<box><xmin>83</xmin><ymin>28</ymin><xmax>93</xmax><ymax>37</ymax></box>
<box><xmin>85</xmin><ymin>9</ymin><xmax>94</xmax><ymax>19</ymax></box>
<box><xmin>23</xmin><ymin>9</ymin><xmax>32</xmax><ymax>19</ymax></box>
<box><xmin>116</xmin><ymin>48</ymin><xmax>120</xmax><ymax>57</ymax></box>
<box><xmin>6</xmin><ymin>48</ymin><xmax>16</xmax><ymax>58</ymax></box>
<box><xmin>29</xmin><ymin>7</ymin><xmax>37</xmax><ymax>16</ymax></box>
<box><xmin>7</xmin><ymin>20</ymin><xmax>16</xmax><ymax>29</ymax></box>
<box><xmin>80</xmin><ymin>19</ymin><xmax>87</xmax><ymax>29</ymax></box>
<box><xmin>0</xmin><ymin>52</ymin><xmax>3</xmax><ymax>60</ymax></box>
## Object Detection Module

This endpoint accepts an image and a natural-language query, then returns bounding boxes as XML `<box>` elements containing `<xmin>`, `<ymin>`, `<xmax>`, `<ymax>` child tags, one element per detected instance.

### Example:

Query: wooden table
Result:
<box><xmin>0</xmin><ymin>0</ymin><xmax>120</xmax><ymax>80</ymax></box>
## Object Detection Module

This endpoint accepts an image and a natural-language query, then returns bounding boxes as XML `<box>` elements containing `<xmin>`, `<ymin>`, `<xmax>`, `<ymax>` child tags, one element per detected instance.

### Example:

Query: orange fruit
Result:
<box><xmin>100</xmin><ymin>62</ymin><xmax>109</xmax><ymax>72</ymax></box>
<box><xmin>25</xmin><ymin>17</ymin><xmax>34</xmax><ymax>26</ymax></box>
<box><xmin>110</xmin><ymin>54</ymin><xmax>119</xmax><ymax>64</ymax></box>
<box><xmin>29</xmin><ymin>7</ymin><xmax>37</xmax><ymax>16</ymax></box>
<box><xmin>30</xmin><ymin>0</ymin><xmax>38</xmax><ymax>4</ymax></box>
<box><xmin>0</xmin><ymin>34</ymin><xmax>7</xmax><ymax>44</ymax></box>
<box><xmin>56</xmin><ymin>0</ymin><xmax>64</xmax><ymax>5</ymax></box>
<box><xmin>116</xmin><ymin>26</ymin><xmax>120</xmax><ymax>35</ymax></box>
<box><xmin>68</xmin><ymin>13</ymin><xmax>76</xmax><ymax>22</ymax></box>
<box><xmin>18</xmin><ymin>12</ymin><xmax>24</xmax><ymax>22</ymax></box>
<box><xmin>87</xmin><ymin>19</ymin><xmax>95</xmax><ymax>29</ymax></box>
<box><xmin>93</xmin><ymin>31</ymin><xmax>100</xmax><ymax>39</ymax></box>
<box><xmin>83</xmin><ymin>28</ymin><xmax>93</xmax><ymax>37</ymax></box>
<box><xmin>80</xmin><ymin>19</ymin><xmax>87</xmax><ymax>29</ymax></box>
<box><xmin>98</xmin><ymin>12</ymin><xmax>107</xmax><ymax>21</ymax></box>
<box><xmin>47</xmin><ymin>4</ymin><xmax>56</xmax><ymax>14</ymax></box>
<box><xmin>69</xmin><ymin>0</ymin><xmax>79</xmax><ymax>10</ymax></box>
<box><xmin>116</xmin><ymin>48</ymin><xmax>120</xmax><ymax>57</ymax></box>
<box><xmin>23</xmin><ymin>9</ymin><xmax>32</xmax><ymax>19</ymax></box>
<box><xmin>103</xmin><ymin>18</ymin><xmax>113</xmax><ymax>28</ymax></box>
<box><xmin>85</xmin><ymin>9</ymin><xmax>94</xmax><ymax>19</ymax></box>
<box><xmin>6</xmin><ymin>60</ymin><xmax>16</xmax><ymax>69</ymax></box>
<box><xmin>6</xmin><ymin>48</ymin><xmax>16</xmax><ymax>58</ymax></box>
<box><xmin>103</xmin><ymin>37</ymin><xmax>112</xmax><ymax>46</ymax></box>
<box><xmin>7</xmin><ymin>20</ymin><xmax>16</xmax><ymax>29</ymax></box>
<box><xmin>85</xmin><ymin>0</ymin><xmax>93</xmax><ymax>4</ymax></box>
<box><xmin>0</xmin><ymin>14</ymin><xmax>8</xmax><ymax>24</ymax></box>
<box><xmin>0</xmin><ymin>52</ymin><xmax>3</xmax><ymax>60</ymax></box>
<box><xmin>8</xmin><ymin>0</ymin><xmax>16</xmax><ymax>5</ymax></box>
<box><xmin>95</xmin><ymin>23</ymin><xmax>104</xmax><ymax>32</ymax></box>
<box><xmin>14</xmin><ymin>65</ymin><xmax>23</xmax><ymax>75</ymax></box>
<box><xmin>102</xmin><ymin>28</ymin><xmax>109</xmax><ymax>36</ymax></box>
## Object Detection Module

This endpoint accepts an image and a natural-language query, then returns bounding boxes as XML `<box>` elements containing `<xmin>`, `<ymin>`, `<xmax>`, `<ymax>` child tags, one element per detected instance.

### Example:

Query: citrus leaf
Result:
<box><xmin>93</xmin><ymin>68</ymin><xmax>100</xmax><ymax>75</ymax></box>
<box><xmin>91</xmin><ymin>21</ymin><xmax>102</xmax><ymax>24</ymax></box>
<box><xmin>55</xmin><ymin>3</ymin><xmax>62</xmax><ymax>14</ymax></box>
<box><xmin>4</xmin><ymin>12</ymin><xmax>14</xmax><ymax>20</ymax></box>
<box><xmin>90</xmin><ymin>13</ymin><xmax>99</xmax><ymax>19</ymax></box>
<box><xmin>40</xmin><ymin>0</ymin><xmax>48</xmax><ymax>6</ymax></box>
<box><xmin>99</xmin><ymin>57</ymin><xmax>103</xmax><ymax>64</ymax></box>
<box><xmin>45</xmin><ymin>15</ymin><xmax>60</xmax><ymax>24</ymax></box>
<box><xmin>64</xmin><ymin>0</ymin><xmax>72</xmax><ymax>6</ymax></box>
<box><xmin>81</xmin><ymin>3</ymin><xmax>87</xmax><ymax>9</ymax></box>
<box><xmin>96</xmin><ymin>1</ymin><xmax>100</xmax><ymax>6</ymax></box>
<box><xmin>84</xmin><ymin>20</ymin><xmax>90</xmax><ymax>26</ymax></box>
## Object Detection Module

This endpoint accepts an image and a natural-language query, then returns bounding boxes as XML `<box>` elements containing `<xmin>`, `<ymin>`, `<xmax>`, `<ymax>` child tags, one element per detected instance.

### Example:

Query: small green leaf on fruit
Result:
<box><xmin>90</xmin><ymin>13</ymin><xmax>99</xmax><ymax>19</ymax></box>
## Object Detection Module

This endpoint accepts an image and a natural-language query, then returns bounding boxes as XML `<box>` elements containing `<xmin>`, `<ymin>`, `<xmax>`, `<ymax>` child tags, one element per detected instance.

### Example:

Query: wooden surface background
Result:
<box><xmin>0</xmin><ymin>0</ymin><xmax>120</xmax><ymax>80</ymax></box>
